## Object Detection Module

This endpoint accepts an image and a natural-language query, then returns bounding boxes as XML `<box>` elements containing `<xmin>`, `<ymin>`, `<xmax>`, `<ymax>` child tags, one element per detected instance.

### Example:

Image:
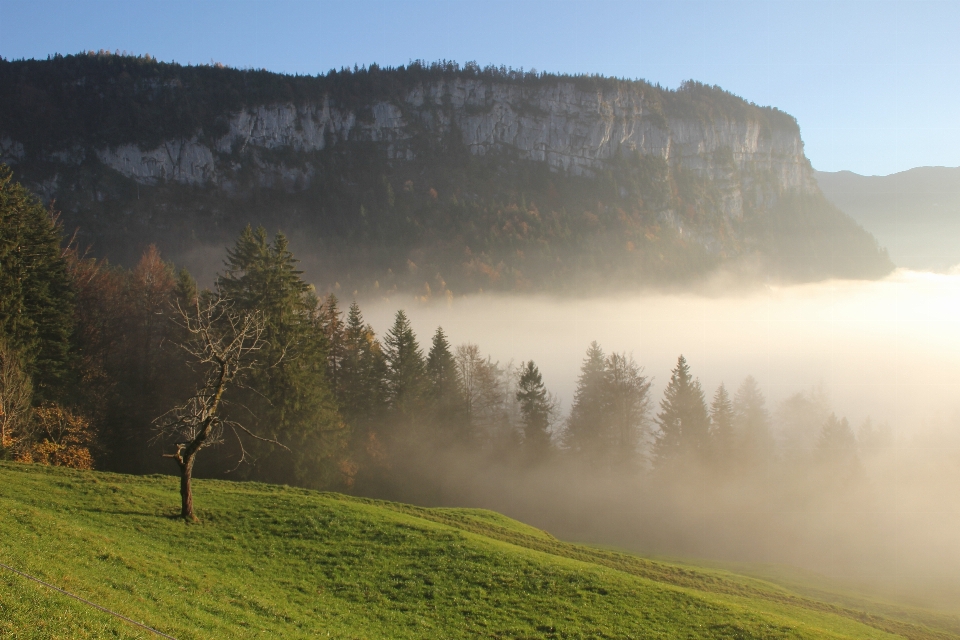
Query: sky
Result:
<box><xmin>2</xmin><ymin>0</ymin><xmax>959</xmax><ymax>176</ymax></box>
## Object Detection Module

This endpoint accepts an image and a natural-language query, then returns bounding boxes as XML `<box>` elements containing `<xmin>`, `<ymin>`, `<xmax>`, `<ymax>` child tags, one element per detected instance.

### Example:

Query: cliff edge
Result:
<box><xmin>0</xmin><ymin>54</ymin><xmax>891</xmax><ymax>292</ymax></box>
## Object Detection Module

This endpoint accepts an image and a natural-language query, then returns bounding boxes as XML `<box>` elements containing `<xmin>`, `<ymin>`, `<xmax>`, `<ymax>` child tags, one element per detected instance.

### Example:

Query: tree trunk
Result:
<box><xmin>179</xmin><ymin>455</ymin><xmax>196</xmax><ymax>521</ymax></box>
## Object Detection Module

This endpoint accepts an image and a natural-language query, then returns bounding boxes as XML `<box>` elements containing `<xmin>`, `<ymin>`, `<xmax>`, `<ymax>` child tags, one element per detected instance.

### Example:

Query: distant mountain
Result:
<box><xmin>816</xmin><ymin>167</ymin><xmax>960</xmax><ymax>271</ymax></box>
<box><xmin>0</xmin><ymin>53</ymin><xmax>892</xmax><ymax>292</ymax></box>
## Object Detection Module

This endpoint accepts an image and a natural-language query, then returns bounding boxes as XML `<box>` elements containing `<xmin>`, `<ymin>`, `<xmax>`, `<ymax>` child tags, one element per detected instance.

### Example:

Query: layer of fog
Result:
<box><xmin>351</xmin><ymin>268</ymin><xmax>960</xmax><ymax>611</ymax></box>
<box><xmin>360</xmin><ymin>268</ymin><xmax>960</xmax><ymax>433</ymax></box>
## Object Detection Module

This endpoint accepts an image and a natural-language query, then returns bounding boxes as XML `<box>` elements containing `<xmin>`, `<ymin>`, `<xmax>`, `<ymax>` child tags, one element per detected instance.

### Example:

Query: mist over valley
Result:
<box><xmin>360</xmin><ymin>267</ymin><xmax>960</xmax><ymax>432</ymax></box>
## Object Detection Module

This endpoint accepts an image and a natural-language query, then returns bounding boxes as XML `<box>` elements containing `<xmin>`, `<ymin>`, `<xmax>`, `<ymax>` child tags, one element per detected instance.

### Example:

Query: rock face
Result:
<box><xmin>62</xmin><ymin>77</ymin><xmax>817</xmax><ymax>223</ymax></box>
<box><xmin>0</xmin><ymin>57</ymin><xmax>891</xmax><ymax>288</ymax></box>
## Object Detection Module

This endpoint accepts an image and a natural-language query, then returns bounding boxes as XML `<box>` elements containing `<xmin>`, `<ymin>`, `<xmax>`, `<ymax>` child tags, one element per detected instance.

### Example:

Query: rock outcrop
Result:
<box><xmin>74</xmin><ymin>78</ymin><xmax>816</xmax><ymax>225</ymax></box>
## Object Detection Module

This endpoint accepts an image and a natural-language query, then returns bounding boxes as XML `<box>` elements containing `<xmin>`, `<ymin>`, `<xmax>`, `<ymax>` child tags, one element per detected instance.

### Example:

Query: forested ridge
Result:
<box><xmin>0</xmin><ymin>53</ymin><xmax>893</xmax><ymax>293</ymax></box>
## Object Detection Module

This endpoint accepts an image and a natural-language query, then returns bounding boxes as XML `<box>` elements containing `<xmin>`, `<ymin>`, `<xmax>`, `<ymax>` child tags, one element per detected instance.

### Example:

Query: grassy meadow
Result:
<box><xmin>0</xmin><ymin>461</ymin><xmax>956</xmax><ymax>639</ymax></box>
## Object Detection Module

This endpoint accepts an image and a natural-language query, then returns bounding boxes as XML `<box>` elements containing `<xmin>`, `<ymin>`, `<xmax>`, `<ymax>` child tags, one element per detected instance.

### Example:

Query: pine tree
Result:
<box><xmin>426</xmin><ymin>327</ymin><xmax>467</xmax><ymax>442</ymax></box>
<box><xmin>654</xmin><ymin>355</ymin><xmax>709</xmax><ymax>465</ymax></box>
<box><xmin>516</xmin><ymin>360</ymin><xmax>552</xmax><ymax>459</ymax></box>
<box><xmin>219</xmin><ymin>226</ymin><xmax>312</xmax><ymax>323</ymax></box>
<box><xmin>709</xmin><ymin>383</ymin><xmax>735</xmax><ymax>468</ymax></box>
<box><xmin>321</xmin><ymin>294</ymin><xmax>346</xmax><ymax>402</ymax></box>
<box><xmin>0</xmin><ymin>165</ymin><xmax>74</xmax><ymax>399</ymax></box>
<box><xmin>563</xmin><ymin>342</ymin><xmax>608</xmax><ymax>459</ymax></box>
<box><xmin>817</xmin><ymin>413</ymin><xmax>860</xmax><ymax>476</ymax></box>
<box><xmin>733</xmin><ymin>375</ymin><xmax>774</xmax><ymax>468</ymax></box>
<box><xmin>605</xmin><ymin>352</ymin><xmax>651</xmax><ymax>467</ymax></box>
<box><xmin>777</xmin><ymin>386</ymin><xmax>830</xmax><ymax>461</ymax></box>
<box><xmin>217</xmin><ymin>226</ymin><xmax>343</xmax><ymax>488</ymax></box>
<box><xmin>382</xmin><ymin>310</ymin><xmax>425</xmax><ymax>416</ymax></box>
<box><xmin>339</xmin><ymin>301</ymin><xmax>388</xmax><ymax>489</ymax></box>
<box><xmin>341</xmin><ymin>301</ymin><xmax>387</xmax><ymax>425</ymax></box>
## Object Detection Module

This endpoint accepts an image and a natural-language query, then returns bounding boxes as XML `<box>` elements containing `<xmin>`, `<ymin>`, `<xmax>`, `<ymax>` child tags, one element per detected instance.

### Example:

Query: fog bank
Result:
<box><xmin>358</xmin><ymin>268</ymin><xmax>960</xmax><ymax>434</ymax></box>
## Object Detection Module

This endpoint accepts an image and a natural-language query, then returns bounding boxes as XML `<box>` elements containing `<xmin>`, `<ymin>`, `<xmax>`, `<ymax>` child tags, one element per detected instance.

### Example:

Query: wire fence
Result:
<box><xmin>0</xmin><ymin>561</ymin><xmax>178</xmax><ymax>639</ymax></box>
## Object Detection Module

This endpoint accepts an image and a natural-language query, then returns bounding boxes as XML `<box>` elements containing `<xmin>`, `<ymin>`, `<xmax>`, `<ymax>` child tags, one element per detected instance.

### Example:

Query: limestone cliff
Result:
<box><xmin>0</xmin><ymin>55</ymin><xmax>890</xmax><ymax>291</ymax></box>
<box><xmin>76</xmin><ymin>80</ymin><xmax>817</xmax><ymax>212</ymax></box>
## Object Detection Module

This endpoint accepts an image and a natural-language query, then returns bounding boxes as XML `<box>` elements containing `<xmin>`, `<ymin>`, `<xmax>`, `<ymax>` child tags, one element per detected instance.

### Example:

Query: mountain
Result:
<box><xmin>3</xmin><ymin>461</ymin><xmax>956</xmax><ymax>639</ymax></box>
<box><xmin>0</xmin><ymin>53</ymin><xmax>892</xmax><ymax>292</ymax></box>
<box><xmin>816</xmin><ymin>167</ymin><xmax>960</xmax><ymax>271</ymax></box>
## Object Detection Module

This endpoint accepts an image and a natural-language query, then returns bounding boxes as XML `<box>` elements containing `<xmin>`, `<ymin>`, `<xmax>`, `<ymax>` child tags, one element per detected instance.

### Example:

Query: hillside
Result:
<box><xmin>815</xmin><ymin>167</ymin><xmax>960</xmax><ymax>270</ymax></box>
<box><xmin>1</xmin><ymin>462</ymin><xmax>957</xmax><ymax>639</ymax></box>
<box><xmin>0</xmin><ymin>53</ymin><xmax>891</xmax><ymax>292</ymax></box>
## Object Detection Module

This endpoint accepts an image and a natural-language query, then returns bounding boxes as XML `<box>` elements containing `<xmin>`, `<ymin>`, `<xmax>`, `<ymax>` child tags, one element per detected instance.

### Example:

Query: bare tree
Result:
<box><xmin>455</xmin><ymin>344</ymin><xmax>515</xmax><ymax>446</ymax></box>
<box><xmin>154</xmin><ymin>294</ymin><xmax>285</xmax><ymax>521</ymax></box>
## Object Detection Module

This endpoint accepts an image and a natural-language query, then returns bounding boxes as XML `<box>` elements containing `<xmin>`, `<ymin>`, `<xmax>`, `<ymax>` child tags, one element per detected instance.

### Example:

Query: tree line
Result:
<box><xmin>1</xmin><ymin>166</ymin><xmax>881</xmax><ymax>516</ymax></box>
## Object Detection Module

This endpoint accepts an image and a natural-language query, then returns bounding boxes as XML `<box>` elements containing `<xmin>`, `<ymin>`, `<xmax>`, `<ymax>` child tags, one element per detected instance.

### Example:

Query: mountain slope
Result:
<box><xmin>816</xmin><ymin>167</ymin><xmax>960</xmax><ymax>270</ymax></box>
<box><xmin>0</xmin><ymin>54</ymin><xmax>891</xmax><ymax>291</ymax></box>
<box><xmin>1</xmin><ymin>461</ymin><xmax>955</xmax><ymax>639</ymax></box>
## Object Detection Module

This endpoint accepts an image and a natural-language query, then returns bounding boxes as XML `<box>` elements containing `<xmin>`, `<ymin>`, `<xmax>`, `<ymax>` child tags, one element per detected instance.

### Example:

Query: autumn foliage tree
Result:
<box><xmin>0</xmin><ymin>338</ymin><xmax>32</xmax><ymax>457</ymax></box>
<box><xmin>18</xmin><ymin>402</ymin><xmax>97</xmax><ymax>469</ymax></box>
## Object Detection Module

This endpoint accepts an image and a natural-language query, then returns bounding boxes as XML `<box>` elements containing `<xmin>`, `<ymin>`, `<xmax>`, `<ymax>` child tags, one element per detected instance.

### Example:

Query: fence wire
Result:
<box><xmin>0</xmin><ymin>561</ymin><xmax>178</xmax><ymax>639</ymax></box>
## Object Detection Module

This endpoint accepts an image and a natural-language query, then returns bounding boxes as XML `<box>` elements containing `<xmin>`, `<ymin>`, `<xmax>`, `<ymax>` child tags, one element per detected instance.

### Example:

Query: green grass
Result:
<box><xmin>0</xmin><ymin>461</ymin><xmax>956</xmax><ymax>639</ymax></box>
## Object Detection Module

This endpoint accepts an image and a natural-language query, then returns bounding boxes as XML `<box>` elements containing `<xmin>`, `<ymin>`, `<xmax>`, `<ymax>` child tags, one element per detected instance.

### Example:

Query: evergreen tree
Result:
<box><xmin>382</xmin><ymin>310</ymin><xmax>425</xmax><ymax>417</ymax></box>
<box><xmin>0</xmin><ymin>165</ymin><xmax>74</xmax><ymax>399</ymax></box>
<box><xmin>563</xmin><ymin>342</ymin><xmax>608</xmax><ymax>459</ymax></box>
<box><xmin>776</xmin><ymin>386</ymin><xmax>830</xmax><ymax>461</ymax></box>
<box><xmin>709</xmin><ymin>383</ymin><xmax>735</xmax><ymax>468</ymax></box>
<box><xmin>217</xmin><ymin>226</ymin><xmax>343</xmax><ymax>488</ymax></box>
<box><xmin>516</xmin><ymin>360</ymin><xmax>552</xmax><ymax>459</ymax></box>
<box><xmin>339</xmin><ymin>301</ymin><xmax>388</xmax><ymax>490</ymax></box>
<box><xmin>321</xmin><ymin>294</ymin><xmax>346</xmax><ymax>402</ymax></box>
<box><xmin>341</xmin><ymin>301</ymin><xmax>387</xmax><ymax>425</ymax></box>
<box><xmin>605</xmin><ymin>352</ymin><xmax>651</xmax><ymax>467</ymax></box>
<box><xmin>817</xmin><ymin>413</ymin><xmax>860</xmax><ymax>476</ymax></box>
<box><xmin>654</xmin><ymin>355</ymin><xmax>709</xmax><ymax>465</ymax></box>
<box><xmin>426</xmin><ymin>327</ymin><xmax>467</xmax><ymax>442</ymax></box>
<box><xmin>733</xmin><ymin>375</ymin><xmax>774</xmax><ymax>468</ymax></box>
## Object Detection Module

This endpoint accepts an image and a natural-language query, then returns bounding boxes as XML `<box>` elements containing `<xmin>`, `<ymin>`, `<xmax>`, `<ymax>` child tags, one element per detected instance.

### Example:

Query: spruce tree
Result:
<box><xmin>516</xmin><ymin>360</ymin><xmax>552</xmax><ymax>459</ymax></box>
<box><xmin>382</xmin><ymin>310</ymin><xmax>425</xmax><ymax>416</ymax></box>
<box><xmin>709</xmin><ymin>383</ymin><xmax>735</xmax><ymax>468</ymax></box>
<box><xmin>563</xmin><ymin>342</ymin><xmax>608</xmax><ymax>459</ymax></box>
<box><xmin>426</xmin><ymin>327</ymin><xmax>467</xmax><ymax>442</ymax></box>
<box><xmin>341</xmin><ymin>301</ymin><xmax>387</xmax><ymax>425</ymax></box>
<box><xmin>817</xmin><ymin>413</ymin><xmax>860</xmax><ymax>476</ymax></box>
<box><xmin>605</xmin><ymin>352</ymin><xmax>651</xmax><ymax>467</ymax></box>
<box><xmin>654</xmin><ymin>355</ymin><xmax>709</xmax><ymax>465</ymax></box>
<box><xmin>0</xmin><ymin>165</ymin><xmax>74</xmax><ymax>399</ymax></box>
<box><xmin>339</xmin><ymin>301</ymin><xmax>389</xmax><ymax>488</ymax></box>
<box><xmin>217</xmin><ymin>226</ymin><xmax>342</xmax><ymax>488</ymax></box>
<box><xmin>321</xmin><ymin>294</ymin><xmax>346</xmax><ymax>402</ymax></box>
<box><xmin>733</xmin><ymin>375</ymin><xmax>774</xmax><ymax>468</ymax></box>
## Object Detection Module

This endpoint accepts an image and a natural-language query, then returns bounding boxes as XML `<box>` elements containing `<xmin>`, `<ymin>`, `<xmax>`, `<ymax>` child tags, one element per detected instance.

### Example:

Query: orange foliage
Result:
<box><xmin>17</xmin><ymin>403</ymin><xmax>97</xmax><ymax>470</ymax></box>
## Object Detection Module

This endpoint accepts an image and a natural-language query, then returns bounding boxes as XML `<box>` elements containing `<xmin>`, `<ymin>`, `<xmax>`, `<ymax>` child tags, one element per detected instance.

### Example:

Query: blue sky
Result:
<box><xmin>3</xmin><ymin>0</ymin><xmax>958</xmax><ymax>176</ymax></box>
